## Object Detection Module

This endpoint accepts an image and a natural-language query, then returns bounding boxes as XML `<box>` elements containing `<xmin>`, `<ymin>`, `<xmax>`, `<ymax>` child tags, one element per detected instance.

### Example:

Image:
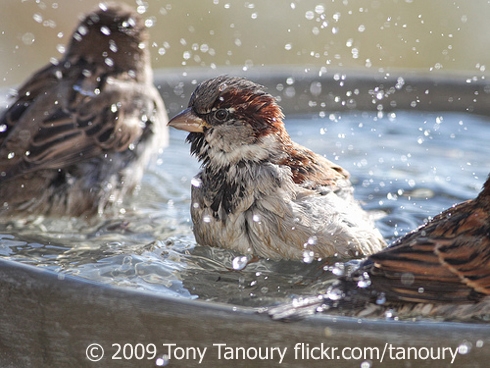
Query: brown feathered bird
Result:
<box><xmin>168</xmin><ymin>76</ymin><xmax>385</xmax><ymax>260</ymax></box>
<box><xmin>270</xmin><ymin>175</ymin><xmax>490</xmax><ymax>321</ymax></box>
<box><xmin>0</xmin><ymin>2</ymin><xmax>168</xmax><ymax>217</ymax></box>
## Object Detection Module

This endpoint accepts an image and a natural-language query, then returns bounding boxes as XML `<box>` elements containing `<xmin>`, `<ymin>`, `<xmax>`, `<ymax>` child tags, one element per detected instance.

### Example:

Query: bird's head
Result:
<box><xmin>66</xmin><ymin>2</ymin><xmax>149</xmax><ymax>75</ymax></box>
<box><xmin>168</xmin><ymin>76</ymin><xmax>288</xmax><ymax>165</ymax></box>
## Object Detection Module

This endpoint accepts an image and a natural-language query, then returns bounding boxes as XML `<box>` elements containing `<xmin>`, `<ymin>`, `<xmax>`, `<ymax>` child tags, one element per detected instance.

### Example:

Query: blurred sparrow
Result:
<box><xmin>168</xmin><ymin>76</ymin><xmax>385</xmax><ymax>260</ymax></box>
<box><xmin>0</xmin><ymin>2</ymin><xmax>168</xmax><ymax>217</ymax></box>
<box><xmin>270</xmin><ymin>175</ymin><xmax>490</xmax><ymax>320</ymax></box>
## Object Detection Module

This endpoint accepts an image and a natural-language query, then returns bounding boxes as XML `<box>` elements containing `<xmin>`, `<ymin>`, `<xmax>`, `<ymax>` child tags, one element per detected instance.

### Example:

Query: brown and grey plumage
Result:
<box><xmin>270</xmin><ymin>175</ymin><xmax>490</xmax><ymax>320</ymax></box>
<box><xmin>168</xmin><ymin>76</ymin><xmax>385</xmax><ymax>260</ymax></box>
<box><xmin>0</xmin><ymin>2</ymin><xmax>168</xmax><ymax>217</ymax></box>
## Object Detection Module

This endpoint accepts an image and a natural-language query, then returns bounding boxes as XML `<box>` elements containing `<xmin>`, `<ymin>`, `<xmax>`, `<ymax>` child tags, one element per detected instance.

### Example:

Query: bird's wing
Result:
<box><xmin>278</xmin><ymin>141</ymin><xmax>351</xmax><ymax>193</ymax></box>
<box><xmin>434</xmin><ymin>210</ymin><xmax>490</xmax><ymax>296</ymax></box>
<box><xmin>0</xmin><ymin>63</ymin><xmax>58</xmax><ymax>149</ymax></box>
<box><xmin>0</xmin><ymin>63</ymin><xmax>155</xmax><ymax>181</ymax></box>
<box><xmin>366</xmin><ymin>200</ymin><xmax>490</xmax><ymax>303</ymax></box>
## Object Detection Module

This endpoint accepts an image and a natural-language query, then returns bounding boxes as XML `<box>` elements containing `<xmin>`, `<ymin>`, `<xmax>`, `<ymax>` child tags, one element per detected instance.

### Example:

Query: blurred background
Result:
<box><xmin>1</xmin><ymin>0</ymin><xmax>489</xmax><ymax>89</ymax></box>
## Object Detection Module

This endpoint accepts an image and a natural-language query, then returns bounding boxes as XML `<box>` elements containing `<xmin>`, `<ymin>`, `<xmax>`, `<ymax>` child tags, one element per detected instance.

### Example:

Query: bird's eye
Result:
<box><xmin>214</xmin><ymin>109</ymin><xmax>228</xmax><ymax>121</ymax></box>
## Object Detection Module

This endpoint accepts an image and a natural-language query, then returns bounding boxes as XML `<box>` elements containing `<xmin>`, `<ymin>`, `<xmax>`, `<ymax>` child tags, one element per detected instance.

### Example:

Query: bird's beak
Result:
<box><xmin>167</xmin><ymin>107</ymin><xmax>209</xmax><ymax>133</ymax></box>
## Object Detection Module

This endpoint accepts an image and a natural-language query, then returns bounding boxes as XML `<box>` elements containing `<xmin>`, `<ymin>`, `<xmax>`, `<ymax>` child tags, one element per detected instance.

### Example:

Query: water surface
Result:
<box><xmin>1</xmin><ymin>110</ymin><xmax>489</xmax><ymax>312</ymax></box>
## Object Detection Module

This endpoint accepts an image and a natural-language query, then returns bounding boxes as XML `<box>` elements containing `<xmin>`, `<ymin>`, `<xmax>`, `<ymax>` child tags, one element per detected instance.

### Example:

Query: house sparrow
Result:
<box><xmin>270</xmin><ymin>175</ymin><xmax>490</xmax><ymax>320</ymax></box>
<box><xmin>168</xmin><ymin>76</ymin><xmax>385</xmax><ymax>260</ymax></box>
<box><xmin>0</xmin><ymin>2</ymin><xmax>168</xmax><ymax>217</ymax></box>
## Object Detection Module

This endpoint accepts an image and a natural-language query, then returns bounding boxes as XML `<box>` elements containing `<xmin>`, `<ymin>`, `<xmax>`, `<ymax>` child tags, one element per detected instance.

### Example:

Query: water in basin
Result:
<box><xmin>1</xmin><ymin>110</ymin><xmax>489</xmax><ymax>313</ymax></box>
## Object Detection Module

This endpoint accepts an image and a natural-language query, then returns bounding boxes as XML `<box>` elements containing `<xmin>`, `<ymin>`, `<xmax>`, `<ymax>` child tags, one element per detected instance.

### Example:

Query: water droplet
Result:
<box><xmin>100</xmin><ymin>26</ymin><xmax>111</xmax><ymax>36</ymax></box>
<box><xmin>329</xmin><ymin>263</ymin><xmax>345</xmax><ymax>276</ymax></box>
<box><xmin>458</xmin><ymin>342</ymin><xmax>472</xmax><ymax>354</ymax></box>
<box><xmin>191</xmin><ymin>177</ymin><xmax>202</xmax><ymax>187</ymax></box>
<box><xmin>400</xmin><ymin>272</ymin><xmax>414</xmax><ymax>285</ymax></box>
<box><xmin>356</xmin><ymin>273</ymin><xmax>371</xmax><ymax>289</ymax></box>
<box><xmin>232</xmin><ymin>256</ymin><xmax>249</xmax><ymax>270</ymax></box>
<box><xmin>310</xmin><ymin>81</ymin><xmax>322</xmax><ymax>96</ymax></box>
<box><xmin>376</xmin><ymin>293</ymin><xmax>386</xmax><ymax>305</ymax></box>
<box><xmin>137</xmin><ymin>5</ymin><xmax>147</xmax><ymax>14</ymax></box>
<box><xmin>327</xmin><ymin>287</ymin><xmax>343</xmax><ymax>301</ymax></box>
<box><xmin>54</xmin><ymin>70</ymin><xmax>63</xmax><ymax>79</ymax></box>
<box><xmin>109</xmin><ymin>40</ymin><xmax>118</xmax><ymax>53</ymax></box>
<box><xmin>155</xmin><ymin>354</ymin><xmax>169</xmax><ymax>366</ymax></box>
<box><xmin>56</xmin><ymin>44</ymin><xmax>65</xmax><ymax>54</ymax></box>
<box><xmin>291</xmin><ymin>298</ymin><xmax>305</xmax><ymax>308</ymax></box>
<box><xmin>129</xmin><ymin>17</ymin><xmax>138</xmax><ymax>27</ymax></box>
<box><xmin>418</xmin><ymin>287</ymin><xmax>424</xmax><ymax>293</ymax></box>
<box><xmin>77</xmin><ymin>25</ymin><xmax>88</xmax><ymax>36</ymax></box>
<box><xmin>385</xmin><ymin>309</ymin><xmax>397</xmax><ymax>320</ymax></box>
<box><xmin>360</xmin><ymin>360</ymin><xmax>372</xmax><ymax>368</ymax></box>
<box><xmin>21</xmin><ymin>32</ymin><xmax>35</xmax><ymax>45</ymax></box>
<box><xmin>307</xmin><ymin>236</ymin><xmax>317</xmax><ymax>245</ymax></box>
<box><xmin>395</xmin><ymin>77</ymin><xmax>405</xmax><ymax>90</ymax></box>
<box><xmin>357</xmin><ymin>279</ymin><xmax>371</xmax><ymax>288</ymax></box>
<box><xmin>202</xmin><ymin>215</ymin><xmax>211</xmax><ymax>223</ymax></box>
<box><xmin>7</xmin><ymin>152</ymin><xmax>15</xmax><ymax>159</ymax></box>
<box><xmin>302</xmin><ymin>250</ymin><xmax>315</xmax><ymax>263</ymax></box>
<box><xmin>0</xmin><ymin>124</ymin><xmax>6</xmax><ymax>133</ymax></box>
<box><xmin>33</xmin><ymin>13</ymin><xmax>43</xmax><ymax>23</ymax></box>
<box><xmin>105</xmin><ymin>58</ymin><xmax>114</xmax><ymax>67</ymax></box>
<box><xmin>314</xmin><ymin>5</ymin><xmax>325</xmax><ymax>14</ymax></box>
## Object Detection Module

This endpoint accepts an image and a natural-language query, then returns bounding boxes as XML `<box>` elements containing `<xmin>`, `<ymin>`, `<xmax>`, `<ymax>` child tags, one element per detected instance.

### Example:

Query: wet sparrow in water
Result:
<box><xmin>270</xmin><ymin>175</ymin><xmax>490</xmax><ymax>320</ymax></box>
<box><xmin>168</xmin><ymin>76</ymin><xmax>385</xmax><ymax>261</ymax></box>
<box><xmin>0</xmin><ymin>2</ymin><xmax>168</xmax><ymax>217</ymax></box>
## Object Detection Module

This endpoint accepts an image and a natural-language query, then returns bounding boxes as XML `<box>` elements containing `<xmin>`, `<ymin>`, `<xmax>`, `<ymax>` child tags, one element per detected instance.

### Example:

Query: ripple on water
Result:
<box><xmin>1</xmin><ymin>111</ymin><xmax>490</xmax><ymax>313</ymax></box>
